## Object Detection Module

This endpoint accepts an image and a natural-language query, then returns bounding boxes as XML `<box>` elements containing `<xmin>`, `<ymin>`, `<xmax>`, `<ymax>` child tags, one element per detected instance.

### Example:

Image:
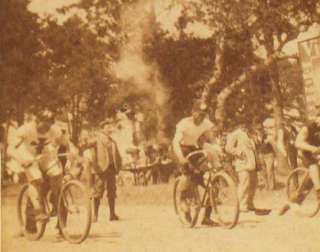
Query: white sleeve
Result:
<box><xmin>225</xmin><ymin>131</ymin><xmax>238</xmax><ymax>155</ymax></box>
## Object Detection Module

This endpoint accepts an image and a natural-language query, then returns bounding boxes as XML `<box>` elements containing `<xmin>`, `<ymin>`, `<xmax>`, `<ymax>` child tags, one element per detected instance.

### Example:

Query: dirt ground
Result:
<box><xmin>2</xmin><ymin>181</ymin><xmax>320</xmax><ymax>252</ymax></box>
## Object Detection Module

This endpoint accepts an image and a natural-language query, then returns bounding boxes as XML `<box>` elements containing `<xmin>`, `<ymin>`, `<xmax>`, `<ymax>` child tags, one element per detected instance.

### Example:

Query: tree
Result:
<box><xmin>40</xmin><ymin>15</ymin><xmax>117</xmax><ymax>144</ymax></box>
<box><xmin>0</xmin><ymin>0</ymin><xmax>48</xmax><ymax>125</ymax></box>
<box><xmin>166</xmin><ymin>0</ymin><xmax>319</xmax><ymax>172</ymax></box>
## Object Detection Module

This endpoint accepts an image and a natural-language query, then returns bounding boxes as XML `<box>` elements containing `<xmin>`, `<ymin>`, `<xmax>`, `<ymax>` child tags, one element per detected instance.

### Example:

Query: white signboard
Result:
<box><xmin>298</xmin><ymin>36</ymin><xmax>320</xmax><ymax>116</ymax></box>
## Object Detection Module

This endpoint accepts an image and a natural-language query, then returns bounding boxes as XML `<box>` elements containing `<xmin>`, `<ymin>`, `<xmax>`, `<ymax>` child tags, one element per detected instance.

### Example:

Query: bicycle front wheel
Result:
<box><xmin>286</xmin><ymin>167</ymin><xmax>320</xmax><ymax>217</ymax></box>
<box><xmin>173</xmin><ymin>177</ymin><xmax>201</xmax><ymax>228</ymax></box>
<box><xmin>57</xmin><ymin>180</ymin><xmax>92</xmax><ymax>244</ymax></box>
<box><xmin>17</xmin><ymin>184</ymin><xmax>47</xmax><ymax>240</ymax></box>
<box><xmin>210</xmin><ymin>171</ymin><xmax>239</xmax><ymax>229</ymax></box>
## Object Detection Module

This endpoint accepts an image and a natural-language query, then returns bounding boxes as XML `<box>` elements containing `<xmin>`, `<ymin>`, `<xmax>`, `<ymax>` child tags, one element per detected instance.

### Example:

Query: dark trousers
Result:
<box><xmin>94</xmin><ymin>166</ymin><xmax>117</xmax><ymax>200</ymax></box>
<box><xmin>92</xmin><ymin>165</ymin><xmax>117</xmax><ymax>219</ymax></box>
<box><xmin>179</xmin><ymin>145</ymin><xmax>212</xmax><ymax>218</ymax></box>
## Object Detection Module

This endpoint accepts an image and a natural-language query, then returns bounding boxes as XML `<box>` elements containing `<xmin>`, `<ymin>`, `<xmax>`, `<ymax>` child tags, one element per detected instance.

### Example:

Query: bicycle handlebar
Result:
<box><xmin>185</xmin><ymin>150</ymin><xmax>208</xmax><ymax>169</ymax></box>
<box><xmin>185</xmin><ymin>150</ymin><xmax>208</xmax><ymax>161</ymax></box>
<box><xmin>24</xmin><ymin>152</ymin><xmax>74</xmax><ymax>168</ymax></box>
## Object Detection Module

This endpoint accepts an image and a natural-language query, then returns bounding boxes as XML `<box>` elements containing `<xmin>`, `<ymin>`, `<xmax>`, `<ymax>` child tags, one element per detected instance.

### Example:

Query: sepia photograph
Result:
<box><xmin>1</xmin><ymin>0</ymin><xmax>320</xmax><ymax>251</ymax></box>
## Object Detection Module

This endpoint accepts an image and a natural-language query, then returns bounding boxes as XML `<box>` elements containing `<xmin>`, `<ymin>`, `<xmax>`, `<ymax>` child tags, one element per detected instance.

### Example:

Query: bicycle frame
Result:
<box><xmin>185</xmin><ymin>150</ymin><xmax>216</xmax><ymax>208</ymax></box>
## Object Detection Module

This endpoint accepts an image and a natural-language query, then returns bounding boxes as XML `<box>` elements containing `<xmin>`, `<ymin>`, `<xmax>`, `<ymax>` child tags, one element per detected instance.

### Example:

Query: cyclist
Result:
<box><xmin>279</xmin><ymin>111</ymin><xmax>320</xmax><ymax>215</ymax></box>
<box><xmin>8</xmin><ymin>110</ymin><xmax>75</xmax><ymax>236</ymax></box>
<box><xmin>172</xmin><ymin>99</ymin><xmax>216</xmax><ymax>225</ymax></box>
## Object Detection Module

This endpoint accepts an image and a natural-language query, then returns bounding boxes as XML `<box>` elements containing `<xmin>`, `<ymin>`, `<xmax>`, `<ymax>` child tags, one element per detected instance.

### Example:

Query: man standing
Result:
<box><xmin>225</xmin><ymin>125</ymin><xmax>258</xmax><ymax>213</ymax></box>
<box><xmin>261</xmin><ymin>118</ymin><xmax>277</xmax><ymax>190</ymax></box>
<box><xmin>82</xmin><ymin>117</ymin><xmax>122</xmax><ymax>222</ymax></box>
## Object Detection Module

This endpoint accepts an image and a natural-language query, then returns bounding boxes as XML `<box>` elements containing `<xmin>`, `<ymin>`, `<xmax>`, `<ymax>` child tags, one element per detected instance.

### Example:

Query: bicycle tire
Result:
<box><xmin>210</xmin><ymin>171</ymin><xmax>239</xmax><ymax>229</ymax></box>
<box><xmin>17</xmin><ymin>184</ymin><xmax>47</xmax><ymax>240</ymax></box>
<box><xmin>57</xmin><ymin>180</ymin><xmax>92</xmax><ymax>244</ymax></box>
<box><xmin>286</xmin><ymin>167</ymin><xmax>320</xmax><ymax>217</ymax></box>
<box><xmin>173</xmin><ymin>177</ymin><xmax>200</xmax><ymax>228</ymax></box>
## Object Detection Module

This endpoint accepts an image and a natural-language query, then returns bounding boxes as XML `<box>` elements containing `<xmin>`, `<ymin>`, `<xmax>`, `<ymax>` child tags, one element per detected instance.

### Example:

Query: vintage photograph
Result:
<box><xmin>1</xmin><ymin>0</ymin><xmax>320</xmax><ymax>251</ymax></box>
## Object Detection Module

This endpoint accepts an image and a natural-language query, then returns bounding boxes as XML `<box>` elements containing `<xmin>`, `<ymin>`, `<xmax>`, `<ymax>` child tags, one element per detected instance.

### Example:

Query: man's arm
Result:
<box><xmin>225</xmin><ymin>132</ymin><xmax>239</xmax><ymax>156</ymax></box>
<box><xmin>7</xmin><ymin>126</ymin><xmax>29</xmax><ymax>164</ymax></box>
<box><xmin>172</xmin><ymin>128</ymin><xmax>188</xmax><ymax>164</ymax></box>
<box><xmin>295</xmin><ymin>126</ymin><xmax>318</xmax><ymax>153</ymax></box>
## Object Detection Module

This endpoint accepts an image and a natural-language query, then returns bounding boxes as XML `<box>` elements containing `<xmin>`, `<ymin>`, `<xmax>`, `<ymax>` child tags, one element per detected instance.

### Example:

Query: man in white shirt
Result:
<box><xmin>8</xmin><ymin>110</ymin><xmax>72</xmax><ymax>236</ymax></box>
<box><xmin>172</xmin><ymin>100</ymin><xmax>216</xmax><ymax>225</ymax></box>
<box><xmin>225</xmin><ymin>125</ymin><xmax>257</xmax><ymax>212</ymax></box>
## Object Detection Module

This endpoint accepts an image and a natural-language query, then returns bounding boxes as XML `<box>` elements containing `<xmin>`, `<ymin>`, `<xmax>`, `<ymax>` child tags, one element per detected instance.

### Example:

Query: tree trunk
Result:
<box><xmin>264</xmin><ymin>28</ymin><xmax>291</xmax><ymax>174</ymax></box>
<box><xmin>16</xmin><ymin>101</ymin><xmax>24</xmax><ymax>126</ymax></box>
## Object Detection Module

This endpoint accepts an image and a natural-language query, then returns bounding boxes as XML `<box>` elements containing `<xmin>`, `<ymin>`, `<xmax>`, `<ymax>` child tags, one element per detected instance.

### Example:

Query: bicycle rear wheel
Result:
<box><xmin>210</xmin><ymin>172</ymin><xmax>239</xmax><ymax>229</ymax></box>
<box><xmin>173</xmin><ymin>177</ymin><xmax>201</xmax><ymax>228</ymax></box>
<box><xmin>17</xmin><ymin>184</ymin><xmax>47</xmax><ymax>240</ymax></box>
<box><xmin>58</xmin><ymin>180</ymin><xmax>92</xmax><ymax>244</ymax></box>
<box><xmin>286</xmin><ymin>168</ymin><xmax>320</xmax><ymax>217</ymax></box>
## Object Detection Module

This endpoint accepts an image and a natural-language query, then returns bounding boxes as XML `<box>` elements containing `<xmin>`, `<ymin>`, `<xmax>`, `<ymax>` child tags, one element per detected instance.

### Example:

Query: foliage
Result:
<box><xmin>0</xmin><ymin>0</ymin><xmax>48</xmax><ymax>124</ymax></box>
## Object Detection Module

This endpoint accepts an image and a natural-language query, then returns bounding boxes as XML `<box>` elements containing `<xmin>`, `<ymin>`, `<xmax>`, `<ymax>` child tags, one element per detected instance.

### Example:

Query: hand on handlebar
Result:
<box><xmin>179</xmin><ymin>157</ymin><xmax>189</xmax><ymax>165</ymax></box>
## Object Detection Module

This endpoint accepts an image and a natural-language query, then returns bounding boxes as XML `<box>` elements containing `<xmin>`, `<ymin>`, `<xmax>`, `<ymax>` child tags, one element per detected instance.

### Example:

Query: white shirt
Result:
<box><xmin>8</xmin><ymin>122</ymin><xmax>64</xmax><ymax>163</ymax></box>
<box><xmin>225</xmin><ymin>128</ymin><xmax>256</xmax><ymax>172</ymax></box>
<box><xmin>175</xmin><ymin>117</ymin><xmax>214</xmax><ymax>147</ymax></box>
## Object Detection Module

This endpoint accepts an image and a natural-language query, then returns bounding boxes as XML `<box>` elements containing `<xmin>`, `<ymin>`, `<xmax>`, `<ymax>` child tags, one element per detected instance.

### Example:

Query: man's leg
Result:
<box><xmin>264</xmin><ymin>153</ymin><xmax>275</xmax><ymax>190</ymax></box>
<box><xmin>105</xmin><ymin>168</ymin><xmax>119</xmax><ymax>221</ymax></box>
<box><xmin>92</xmin><ymin>173</ymin><xmax>105</xmax><ymax>222</ymax></box>
<box><xmin>191</xmin><ymin>172</ymin><xmax>217</xmax><ymax>226</ymax></box>
<box><xmin>237</xmin><ymin>170</ymin><xmax>251</xmax><ymax>212</ymax></box>
<box><xmin>26</xmin><ymin>163</ymin><xmax>48</xmax><ymax>222</ymax></box>
<box><xmin>278</xmin><ymin>160</ymin><xmax>316</xmax><ymax>216</ymax></box>
<box><xmin>247</xmin><ymin>170</ymin><xmax>258</xmax><ymax>210</ymax></box>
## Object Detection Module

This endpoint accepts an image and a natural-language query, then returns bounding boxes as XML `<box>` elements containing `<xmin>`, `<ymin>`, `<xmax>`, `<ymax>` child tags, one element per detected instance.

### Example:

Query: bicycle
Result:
<box><xmin>173</xmin><ymin>150</ymin><xmax>239</xmax><ymax>229</ymax></box>
<box><xmin>286</xmin><ymin>166</ymin><xmax>320</xmax><ymax>217</ymax></box>
<box><xmin>17</xmin><ymin>153</ymin><xmax>92</xmax><ymax>244</ymax></box>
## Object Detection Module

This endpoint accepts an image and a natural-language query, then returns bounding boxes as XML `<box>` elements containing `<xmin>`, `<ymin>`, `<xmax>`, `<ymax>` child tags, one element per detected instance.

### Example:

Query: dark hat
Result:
<box><xmin>192</xmin><ymin>99</ymin><xmax>208</xmax><ymax>112</ymax></box>
<box><xmin>37</xmin><ymin>109</ymin><xmax>55</xmax><ymax>123</ymax></box>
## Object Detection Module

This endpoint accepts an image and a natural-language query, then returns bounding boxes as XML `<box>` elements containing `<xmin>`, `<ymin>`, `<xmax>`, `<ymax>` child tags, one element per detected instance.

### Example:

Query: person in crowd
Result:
<box><xmin>81</xmin><ymin>117</ymin><xmax>122</xmax><ymax>222</ymax></box>
<box><xmin>263</xmin><ymin>117</ymin><xmax>298</xmax><ymax>175</ymax></box>
<box><xmin>225</xmin><ymin>124</ymin><xmax>258</xmax><ymax>213</ymax></box>
<box><xmin>261</xmin><ymin>118</ymin><xmax>277</xmax><ymax>190</ymax></box>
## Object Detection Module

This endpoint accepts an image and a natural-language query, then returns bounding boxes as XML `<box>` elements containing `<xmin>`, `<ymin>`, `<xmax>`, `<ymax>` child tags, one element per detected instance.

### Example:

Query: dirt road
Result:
<box><xmin>2</xmin><ymin>183</ymin><xmax>320</xmax><ymax>252</ymax></box>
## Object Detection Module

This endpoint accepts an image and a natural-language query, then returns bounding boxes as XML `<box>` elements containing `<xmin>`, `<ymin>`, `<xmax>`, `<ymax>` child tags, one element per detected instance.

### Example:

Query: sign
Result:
<box><xmin>298</xmin><ymin>36</ymin><xmax>320</xmax><ymax>116</ymax></box>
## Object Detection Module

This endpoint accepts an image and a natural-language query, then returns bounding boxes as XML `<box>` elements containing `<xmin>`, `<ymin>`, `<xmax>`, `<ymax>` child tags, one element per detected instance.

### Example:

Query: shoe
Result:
<box><xmin>110</xmin><ymin>214</ymin><xmax>119</xmax><ymax>221</ymax></box>
<box><xmin>201</xmin><ymin>217</ymin><xmax>219</xmax><ymax>226</ymax></box>
<box><xmin>278</xmin><ymin>203</ymin><xmax>290</xmax><ymax>216</ymax></box>
<box><xmin>253</xmin><ymin>208</ymin><xmax>271</xmax><ymax>216</ymax></box>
